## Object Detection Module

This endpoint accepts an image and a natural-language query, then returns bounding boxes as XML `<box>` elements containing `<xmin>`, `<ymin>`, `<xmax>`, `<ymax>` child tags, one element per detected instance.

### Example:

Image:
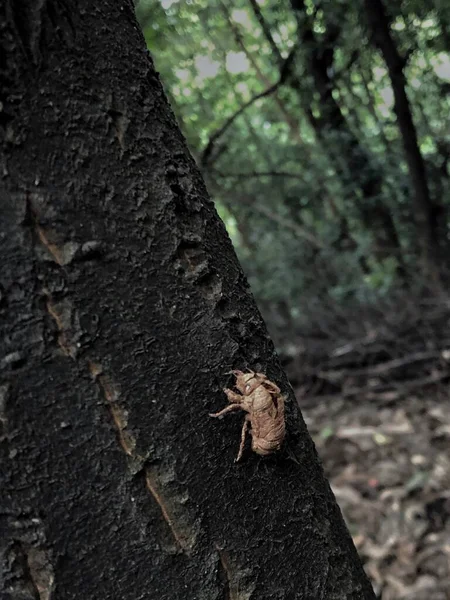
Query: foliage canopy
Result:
<box><xmin>137</xmin><ymin>0</ymin><xmax>450</xmax><ymax>337</ymax></box>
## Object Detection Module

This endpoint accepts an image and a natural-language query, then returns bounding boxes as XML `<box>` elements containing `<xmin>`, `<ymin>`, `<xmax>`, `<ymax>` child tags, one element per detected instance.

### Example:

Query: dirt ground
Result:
<box><xmin>296</xmin><ymin>385</ymin><xmax>450</xmax><ymax>599</ymax></box>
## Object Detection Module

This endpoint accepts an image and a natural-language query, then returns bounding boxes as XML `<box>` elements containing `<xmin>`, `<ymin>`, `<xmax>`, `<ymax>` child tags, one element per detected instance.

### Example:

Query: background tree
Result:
<box><xmin>0</xmin><ymin>0</ymin><xmax>375</xmax><ymax>599</ymax></box>
<box><xmin>364</xmin><ymin>0</ymin><xmax>440</xmax><ymax>279</ymax></box>
<box><xmin>136</xmin><ymin>0</ymin><xmax>450</xmax><ymax>342</ymax></box>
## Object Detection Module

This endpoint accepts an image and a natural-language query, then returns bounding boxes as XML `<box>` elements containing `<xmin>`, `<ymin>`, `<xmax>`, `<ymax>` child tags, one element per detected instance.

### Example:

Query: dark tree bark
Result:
<box><xmin>364</xmin><ymin>0</ymin><xmax>441</xmax><ymax>280</ymax></box>
<box><xmin>289</xmin><ymin>0</ymin><xmax>403</xmax><ymax>266</ymax></box>
<box><xmin>0</xmin><ymin>1</ymin><xmax>375</xmax><ymax>599</ymax></box>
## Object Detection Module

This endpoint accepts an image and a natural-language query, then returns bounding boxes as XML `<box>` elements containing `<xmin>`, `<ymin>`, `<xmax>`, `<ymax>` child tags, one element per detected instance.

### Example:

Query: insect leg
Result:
<box><xmin>209</xmin><ymin>403</ymin><xmax>242</xmax><ymax>418</ymax></box>
<box><xmin>235</xmin><ymin>416</ymin><xmax>251</xmax><ymax>462</ymax></box>
<box><xmin>264</xmin><ymin>380</ymin><xmax>281</xmax><ymax>395</ymax></box>
<box><xmin>224</xmin><ymin>388</ymin><xmax>243</xmax><ymax>403</ymax></box>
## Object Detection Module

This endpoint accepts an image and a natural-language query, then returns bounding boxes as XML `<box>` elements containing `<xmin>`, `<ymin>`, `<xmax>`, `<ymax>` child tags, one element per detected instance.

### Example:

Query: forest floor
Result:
<box><xmin>279</xmin><ymin>296</ymin><xmax>450</xmax><ymax>599</ymax></box>
<box><xmin>291</xmin><ymin>365</ymin><xmax>450</xmax><ymax>600</ymax></box>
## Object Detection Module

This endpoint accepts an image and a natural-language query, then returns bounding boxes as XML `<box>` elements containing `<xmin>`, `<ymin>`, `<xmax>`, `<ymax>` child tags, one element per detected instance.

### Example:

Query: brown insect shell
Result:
<box><xmin>215</xmin><ymin>370</ymin><xmax>285</xmax><ymax>460</ymax></box>
<box><xmin>248</xmin><ymin>387</ymin><xmax>285</xmax><ymax>455</ymax></box>
<box><xmin>233</xmin><ymin>371</ymin><xmax>267</xmax><ymax>395</ymax></box>
<box><xmin>245</xmin><ymin>384</ymin><xmax>275</xmax><ymax>413</ymax></box>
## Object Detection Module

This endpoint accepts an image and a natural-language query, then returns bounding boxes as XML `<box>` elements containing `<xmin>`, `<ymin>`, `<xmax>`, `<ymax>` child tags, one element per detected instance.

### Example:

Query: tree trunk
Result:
<box><xmin>289</xmin><ymin>0</ymin><xmax>403</xmax><ymax>266</ymax></box>
<box><xmin>0</xmin><ymin>1</ymin><xmax>375</xmax><ymax>599</ymax></box>
<box><xmin>364</xmin><ymin>0</ymin><xmax>441</xmax><ymax>281</ymax></box>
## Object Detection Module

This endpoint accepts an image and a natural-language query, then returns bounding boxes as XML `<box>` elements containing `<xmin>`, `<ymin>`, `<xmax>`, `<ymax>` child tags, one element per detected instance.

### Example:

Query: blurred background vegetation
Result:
<box><xmin>136</xmin><ymin>2</ymin><xmax>450</xmax><ymax>597</ymax></box>
<box><xmin>136</xmin><ymin>0</ymin><xmax>450</xmax><ymax>350</ymax></box>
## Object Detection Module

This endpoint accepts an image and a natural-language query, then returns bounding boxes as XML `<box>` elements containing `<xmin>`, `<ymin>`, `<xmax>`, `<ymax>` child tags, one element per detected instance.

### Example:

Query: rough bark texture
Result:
<box><xmin>0</xmin><ymin>1</ymin><xmax>375</xmax><ymax>599</ymax></box>
<box><xmin>364</xmin><ymin>0</ymin><xmax>440</xmax><ymax>279</ymax></box>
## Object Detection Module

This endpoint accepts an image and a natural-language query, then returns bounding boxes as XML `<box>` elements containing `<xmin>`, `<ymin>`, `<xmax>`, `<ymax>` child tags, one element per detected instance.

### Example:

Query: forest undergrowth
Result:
<box><xmin>280</xmin><ymin>291</ymin><xmax>450</xmax><ymax>600</ymax></box>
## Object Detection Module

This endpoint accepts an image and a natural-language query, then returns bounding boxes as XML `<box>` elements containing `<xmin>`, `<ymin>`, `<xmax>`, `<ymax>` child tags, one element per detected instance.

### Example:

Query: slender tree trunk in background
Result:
<box><xmin>248</xmin><ymin>0</ymin><xmax>285</xmax><ymax>67</ymax></box>
<box><xmin>223</xmin><ymin>2</ymin><xmax>302</xmax><ymax>145</ymax></box>
<box><xmin>0</xmin><ymin>1</ymin><xmax>375</xmax><ymax>598</ymax></box>
<box><xmin>364</xmin><ymin>0</ymin><xmax>441</xmax><ymax>281</ymax></box>
<box><xmin>289</xmin><ymin>0</ymin><xmax>403</xmax><ymax>267</ymax></box>
<box><xmin>435</xmin><ymin>1</ymin><xmax>450</xmax><ymax>54</ymax></box>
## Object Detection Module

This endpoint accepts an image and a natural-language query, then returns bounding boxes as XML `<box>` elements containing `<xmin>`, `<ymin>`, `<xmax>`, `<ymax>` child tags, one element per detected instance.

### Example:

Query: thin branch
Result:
<box><xmin>201</xmin><ymin>83</ymin><xmax>278</xmax><ymax>168</ymax></box>
<box><xmin>197</xmin><ymin>8</ymin><xmax>275</xmax><ymax>171</ymax></box>
<box><xmin>240</xmin><ymin>196</ymin><xmax>324</xmax><ymax>249</ymax></box>
<box><xmin>248</xmin><ymin>0</ymin><xmax>284</xmax><ymax>66</ymax></box>
<box><xmin>318</xmin><ymin>350</ymin><xmax>441</xmax><ymax>380</ymax></box>
<box><xmin>308</xmin><ymin>371</ymin><xmax>449</xmax><ymax>404</ymax></box>
<box><xmin>220</xmin><ymin>1</ymin><xmax>302</xmax><ymax>143</ymax></box>
<box><xmin>215</xmin><ymin>169</ymin><xmax>307</xmax><ymax>181</ymax></box>
<box><xmin>201</xmin><ymin>48</ymin><xmax>297</xmax><ymax>167</ymax></box>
